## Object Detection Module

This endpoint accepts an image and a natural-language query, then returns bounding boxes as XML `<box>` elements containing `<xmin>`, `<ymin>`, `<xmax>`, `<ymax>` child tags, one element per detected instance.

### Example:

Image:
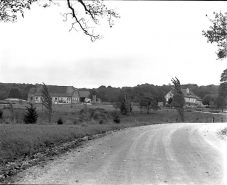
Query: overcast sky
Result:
<box><xmin>0</xmin><ymin>1</ymin><xmax>226</xmax><ymax>88</ymax></box>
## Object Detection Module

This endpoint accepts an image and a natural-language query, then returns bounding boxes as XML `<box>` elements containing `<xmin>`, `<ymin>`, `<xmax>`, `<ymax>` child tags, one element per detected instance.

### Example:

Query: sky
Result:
<box><xmin>0</xmin><ymin>1</ymin><xmax>227</xmax><ymax>88</ymax></box>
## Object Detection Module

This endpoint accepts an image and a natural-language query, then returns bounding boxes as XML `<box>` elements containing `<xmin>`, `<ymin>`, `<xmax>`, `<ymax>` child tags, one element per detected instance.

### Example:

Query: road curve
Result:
<box><xmin>15</xmin><ymin>123</ymin><xmax>227</xmax><ymax>185</ymax></box>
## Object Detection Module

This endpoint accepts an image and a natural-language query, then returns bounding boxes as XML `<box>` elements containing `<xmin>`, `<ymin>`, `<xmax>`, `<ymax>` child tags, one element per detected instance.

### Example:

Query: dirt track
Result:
<box><xmin>15</xmin><ymin>123</ymin><xmax>227</xmax><ymax>185</ymax></box>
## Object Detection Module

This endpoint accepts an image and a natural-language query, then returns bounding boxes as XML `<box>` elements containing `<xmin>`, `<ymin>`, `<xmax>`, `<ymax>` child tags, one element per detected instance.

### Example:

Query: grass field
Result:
<box><xmin>0</xmin><ymin>103</ymin><xmax>226</xmax><ymax>165</ymax></box>
<box><xmin>0</xmin><ymin>103</ymin><xmax>226</xmax><ymax>183</ymax></box>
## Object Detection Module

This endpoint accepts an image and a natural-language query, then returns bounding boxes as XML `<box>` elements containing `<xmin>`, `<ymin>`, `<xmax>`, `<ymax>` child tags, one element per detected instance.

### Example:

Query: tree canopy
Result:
<box><xmin>0</xmin><ymin>0</ymin><xmax>120</xmax><ymax>41</ymax></box>
<box><xmin>203</xmin><ymin>12</ymin><xmax>227</xmax><ymax>60</ymax></box>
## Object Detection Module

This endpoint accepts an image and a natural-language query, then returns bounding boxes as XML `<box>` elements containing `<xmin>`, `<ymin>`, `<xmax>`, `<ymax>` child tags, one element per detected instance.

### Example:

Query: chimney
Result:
<box><xmin>186</xmin><ymin>88</ymin><xmax>189</xmax><ymax>94</ymax></box>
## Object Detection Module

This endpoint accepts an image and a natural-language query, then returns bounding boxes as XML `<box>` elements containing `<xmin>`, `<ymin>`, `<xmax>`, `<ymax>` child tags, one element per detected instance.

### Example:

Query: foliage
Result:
<box><xmin>41</xmin><ymin>83</ymin><xmax>52</xmax><ymax>123</ymax></box>
<box><xmin>23</xmin><ymin>103</ymin><xmax>38</xmax><ymax>124</ymax></box>
<box><xmin>0</xmin><ymin>109</ymin><xmax>3</xmax><ymax>119</ymax></box>
<box><xmin>167</xmin><ymin>97</ymin><xmax>173</xmax><ymax>105</ymax></box>
<box><xmin>0</xmin><ymin>83</ymin><xmax>35</xmax><ymax>100</ymax></box>
<box><xmin>79</xmin><ymin>108</ymin><xmax>110</xmax><ymax>123</ymax></box>
<box><xmin>214</xmin><ymin>95</ymin><xmax>227</xmax><ymax>112</ymax></box>
<box><xmin>57</xmin><ymin>117</ymin><xmax>63</xmax><ymax>125</ymax></box>
<box><xmin>202</xmin><ymin>12</ymin><xmax>227</xmax><ymax>60</ymax></box>
<box><xmin>120</xmin><ymin>95</ymin><xmax>132</xmax><ymax>115</ymax></box>
<box><xmin>112</xmin><ymin>110</ymin><xmax>120</xmax><ymax>124</ymax></box>
<box><xmin>0</xmin><ymin>0</ymin><xmax>120</xmax><ymax>42</ymax></box>
<box><xmin>202</xmin><ymin>94</ymin><xmax>217</xmax><ymax>106</ymax></box>
<box><xmin>171</xmin><ymin>77</ymin><xmax>185</xmax><ymax>122</ymax></box>
<box><xmin>135</xmin><ymin>92</ymin><xmax>159</xmax><ymax>114</ymax></box>
<box><xmin>7</xmin><ymin>87</ymin><xmax>22</xmax><ymax>99</ymax></box>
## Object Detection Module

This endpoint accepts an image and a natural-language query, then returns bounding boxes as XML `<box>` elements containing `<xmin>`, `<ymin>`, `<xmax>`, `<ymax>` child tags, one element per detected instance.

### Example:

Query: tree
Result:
<box><xmin>8</xmin><ymin>87</ymin><xmax>22</xmax><ymax>99</ymax></box>
<box><xmin>120</xmin><ymin>95</ymin><xmax>132</xmax><ymax>115</ymax></box>
<box><xmin>219</xmin><ymin>69</ymin><xmax>227</xmax><ymax>98</ymax></box>
<box><xmin>214</xmin><ymin>95</ymin><xmax>227</xmax><ymax>112</ymax></box>
<box><xmin>171</xmin><ymin>77</ymin><xmax>185</xmax><ymax>122</ymax></box>
<box><xmin>0</xmin><ymin>0</ymin><xmax>120</xmax><ymax>42</ymax></box>
<box><xmin>216</xmin><ymin>68</ymin><xmax>227</xmax><ymax>111</ymax></box>
<box><xmin>202</xmin><ymin>94</ymin><xmax>216</xmax><ymax>106</ymax></box>
<box><xmin>202</xmin><ymin>12</ymin><xmax>227</xmax><ymax>60</ymax></box>
<box><xmin>41</xmin><ymin>83</ymin><xmax>52</xmax><ymax>123</ymax></box>
<box><xmin>167</xmin><ymin>97</ymin><xmax>173</xmax><ymax>105</ymax></box>
<box><xmin>23</xmin><ymin>103</ymin><xmax>38</xmax><ymax>124</ymax></box>
<box><xmin>135</xmin><ymin>92</ymin><xmax>159</xmax><ymax>114</ymax></box>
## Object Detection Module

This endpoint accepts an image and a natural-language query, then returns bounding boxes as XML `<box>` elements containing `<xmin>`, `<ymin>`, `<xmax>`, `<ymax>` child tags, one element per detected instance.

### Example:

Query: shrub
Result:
<box><xmin>79</xmin><ymin>108</ymin><xmax>110</xmax><ymax>123</ymax></box>
<box><xmin>112</xmin><ymin>110</ymin><xmax>120</xmax><ymax>124</ymax></box>
<box><xmin>23</xmin><ymin>103</ymin><xmax>38</xmax><ymax>124</ymax></box>
<box><xmin>57</xmin><ymin>117</ymin><xmax>63</xmax><ymax>125</ymax></box>
<box><xmin>0</xmin><ymin>110</ymin><xmax>3</xmax><ymax>119</ymax></box>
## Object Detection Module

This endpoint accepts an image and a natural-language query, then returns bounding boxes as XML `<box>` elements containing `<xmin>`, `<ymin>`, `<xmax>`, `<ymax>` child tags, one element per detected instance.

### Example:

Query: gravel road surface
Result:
<box><xmin>15</xmin><ymin>123</ymin><xmax>227</xmax><ymax>185</ymax></box>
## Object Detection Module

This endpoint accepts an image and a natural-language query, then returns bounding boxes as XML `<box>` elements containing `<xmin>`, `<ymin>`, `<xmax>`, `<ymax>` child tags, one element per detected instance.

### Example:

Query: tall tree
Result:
<box><xmin>171</xmin><ymin>77</ymin><xmax>185</xmax><ymax>122</ymax></box>
<box><xmin>215</xmin><ymin>95</ymin><xmax>226</xmax><ymax>112</ymax></box>
<box><xmin>219</xmin><ymin>69</ymin><xmax>227</xmax><ymax>98</ymax></box>
<box><xmin>217</xmin><ymin>68</ymin><xmax>227</xmax><ymax>111</ymax></box>
<box><xmin>0</xmin><ymin>0</ymin><xmax>120</xmax><ymax>42</ymax></box>
<box><xmin>203</xmin><ymin>12</ymin><xmax>227</xmax><ymax>60</ymax></box>
<box><xmin>120</xmin><ymin>95</ymin><xmax>132</xmax><ymax>115</ymax></box>
<box><xmin>41</xmin><ymin>83</ymin><xmax>52</xmax><ymax>123</ymax></box>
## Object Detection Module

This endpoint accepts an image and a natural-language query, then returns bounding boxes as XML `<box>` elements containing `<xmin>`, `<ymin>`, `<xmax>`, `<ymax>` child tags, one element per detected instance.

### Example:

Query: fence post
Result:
<box><xmin>212</xmin><ymin>117</ymin><xmax>214</xmax><ymax>123</ymax></box>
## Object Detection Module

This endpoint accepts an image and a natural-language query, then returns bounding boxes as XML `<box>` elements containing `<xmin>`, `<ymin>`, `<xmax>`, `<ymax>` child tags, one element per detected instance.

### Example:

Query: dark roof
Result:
<box><xmin>79</xmin><ymin>91</ymin><xmax>90</xmax><ymax>98</ymax></box>
<box><xmin>28</xmin><ymin>85</ymin><xmax>76</xmax><ymax>97</ymax></box>
<box><xmin>181</xmin><ymin>89</ymin><xmax>202</xmax><ymax>101</ymax></box>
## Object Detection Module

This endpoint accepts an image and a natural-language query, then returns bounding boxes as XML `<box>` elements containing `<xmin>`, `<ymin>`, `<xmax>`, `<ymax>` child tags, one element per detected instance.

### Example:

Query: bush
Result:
<box><xmin>112</xmin><ymin>110</ymin><xmax>120</xmax><ymax>124</ymax></box>
<box><xmin>57</xmin><ymin>117</ymin><xmax>63</xmax><ymax>125</ymax></box>
<box><xmin>0</xmin><ymin>110</ymin><xmax>3</xmax><ymax>119</ymax></box>
<box><xmin>23</xmin><ymin>103</ymin><xmax>38</xmax><ymax>124</ymax></box>
<box><xmin>79</xmin><ymin>108</ymin><xmax>110</xmax><ymax>123</ymax></box>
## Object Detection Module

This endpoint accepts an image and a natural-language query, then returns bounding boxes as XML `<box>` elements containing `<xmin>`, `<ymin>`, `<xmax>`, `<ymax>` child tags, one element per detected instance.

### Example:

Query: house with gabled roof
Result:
<box><xmin>28</xmin><ymin>85</ymin><xmax>80</xmax><ymax>104</ymax></box>
<box><xmin>164</xmin><ymin>88</ymin><xmax>202</xmax><ymax>107</ymax></box>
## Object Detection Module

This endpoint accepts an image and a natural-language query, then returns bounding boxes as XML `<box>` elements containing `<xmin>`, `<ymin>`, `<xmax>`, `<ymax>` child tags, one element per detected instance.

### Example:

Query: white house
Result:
<box><xmin>164</xmin><ymin>88</ymin><xmax>202</xmax><ymax>107</ymax></box>
<box><xmin>27</xmin><ymin>85</ymin><xmax>80</xmax><ymax>104</ymax></box>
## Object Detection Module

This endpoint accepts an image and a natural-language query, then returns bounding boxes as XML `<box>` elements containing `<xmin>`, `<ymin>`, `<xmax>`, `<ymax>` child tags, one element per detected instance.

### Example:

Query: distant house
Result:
<box><xmin>28</xmin><ymin>85</ymin><xmax>80</xmax><ymax>104</ymax></box>
<box><xmin>3</xmin><ymin>98</ymin><xmax>26</xmax><ymax>103</ymax></box>
<box><xmin>164</xmin><ymin>88</ymin><xmax>202</xmax><ymax>107</ymax></box>
<box><xmin>79</xmin><ymin>91</ymin><xmax>90</xmax><ymax>103</ymax></box>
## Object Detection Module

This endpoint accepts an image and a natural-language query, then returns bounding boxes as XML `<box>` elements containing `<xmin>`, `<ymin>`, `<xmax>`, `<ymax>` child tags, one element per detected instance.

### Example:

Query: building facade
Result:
<box><xmin>164</xmin><ymin>88</ymin><xmax>202</xmax><ymax>107</ymax></box>
<box><xmin>28</xmin><ymin>85</ymin><xmax>80</xmax><ymax>104</ymax></box>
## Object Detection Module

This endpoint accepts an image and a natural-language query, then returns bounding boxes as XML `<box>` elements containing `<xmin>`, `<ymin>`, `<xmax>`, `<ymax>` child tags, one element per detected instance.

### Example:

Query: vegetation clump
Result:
<box><xmin>23</xmin><ymin>103</ymin><xmax>38</xmax><ymax>124</ymax></box>
<box><xmin>112</xmin><ymin>110</ymin><xmax>120</xmax><ymax>124</ymax></box>
<box><xmin>57</xmin><ymin>117</ymin><xmax>63</xmax><ymax>125</ymax></box>
<box><xmin>0</xmin><ymin>109</ymin><xmax>3</xmax><ymax>119</ymax></box>
<box><xmin>79</xmin><ymin>108</ymin><xmax>110</xmax><ymax>124</ymax></box>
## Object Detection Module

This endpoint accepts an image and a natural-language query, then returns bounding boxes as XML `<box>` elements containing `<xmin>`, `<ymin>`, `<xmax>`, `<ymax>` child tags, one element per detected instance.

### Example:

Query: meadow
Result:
<box><xmin>0</xmin><ymin>102</ymin><xmax>226</xmax><ymax>182</ymax></box>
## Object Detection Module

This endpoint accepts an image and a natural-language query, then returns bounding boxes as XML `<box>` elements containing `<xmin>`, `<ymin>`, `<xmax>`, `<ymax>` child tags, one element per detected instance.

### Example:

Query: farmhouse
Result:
<box><xmin>28</xmin><ymin>85</ymin><xmax>80</xmax><ymax>104</ymax></box>
<box><xmin>165</xmin><ymin>88</ymin><xmax>202</xmax><ymax>107</ymax></box>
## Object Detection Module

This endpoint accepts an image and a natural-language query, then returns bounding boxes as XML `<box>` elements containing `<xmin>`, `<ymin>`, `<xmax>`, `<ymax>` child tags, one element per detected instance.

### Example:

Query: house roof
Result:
<box><xmin>79</xmin><ymin>91</ymin><xmax>90</xmax><ymax>98</ymax></box>
<box><xmin>28</xmin><ymin>85</ymin><xmax>77</xmax><ymax>97</ymax></box>
<box><xmin>165</xmin><ymin>88</ymin><xmax>202</xmax><ymax>101</ymax></box>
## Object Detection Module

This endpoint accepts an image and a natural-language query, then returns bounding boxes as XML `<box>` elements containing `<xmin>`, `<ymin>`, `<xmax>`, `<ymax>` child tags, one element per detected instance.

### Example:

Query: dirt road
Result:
<box><xmin>15</xmin><ymin>123</ymin><xmax>227</xmax><ymax>185</ymax></box>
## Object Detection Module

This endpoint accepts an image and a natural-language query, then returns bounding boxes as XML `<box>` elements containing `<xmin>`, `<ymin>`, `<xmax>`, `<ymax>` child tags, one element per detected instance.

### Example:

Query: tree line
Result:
<box><xmin>0</xmin><ymin>83</ymin><xmax>219</xmax><ymax>104</ymax></box>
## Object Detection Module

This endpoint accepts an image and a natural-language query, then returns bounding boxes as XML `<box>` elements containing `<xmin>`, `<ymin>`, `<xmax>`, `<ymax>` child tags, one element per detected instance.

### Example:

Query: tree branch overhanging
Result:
<box><xmin>0</xmin><ymin>0</ymin><xmax>120</xmax><ymax>42</ymax></box>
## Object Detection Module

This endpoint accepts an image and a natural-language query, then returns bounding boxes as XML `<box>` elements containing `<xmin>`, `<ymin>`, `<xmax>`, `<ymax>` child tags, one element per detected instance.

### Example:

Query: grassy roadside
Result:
<box><xmin>0</xmin><ymin>109</ymin><xmax>226</xmax><ymax>164</ymax></box>
<box><xmin>0</xmin><ymin>106</ymin><xmax>226</xmax><ymax>183</ymax></box>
